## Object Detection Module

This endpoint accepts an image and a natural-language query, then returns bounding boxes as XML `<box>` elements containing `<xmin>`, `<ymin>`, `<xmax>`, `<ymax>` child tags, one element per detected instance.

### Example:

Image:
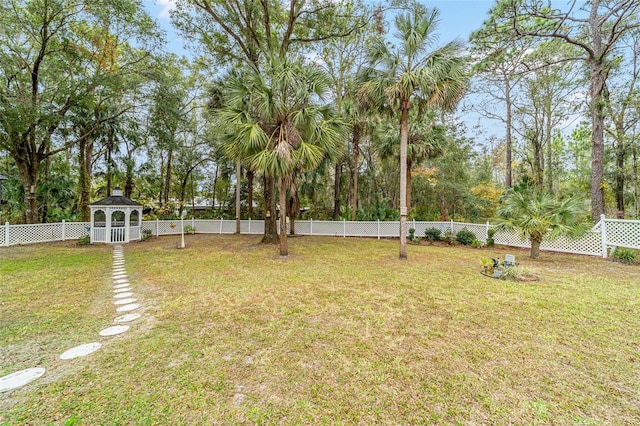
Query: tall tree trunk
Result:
<box><xmin>616</xmin><ymin>140</ymin><xmax>626</xmax><ymax>219</ymax></box>
<box><xmin>262</xmin><ymin>174</ymin><xmax>278</xmax><ymax>244</ymax></box>
<box><xmin>235</xmin><ymin>161</ymin><xmax>241</xmax><ymax>233</ymax></box>
<box><xmin>615</xmin><ymin>121</ymin><xmax>626</xmax><ymax>218</ymax></box>
<box><xmin>505</xmin><ymin>77</ymin><xmax>513</xmax><ymax>188</ymax></box>
<box><xmin>106</xmin><ymin>135</ymin><xmax>114</xmax><ymax>197</ymax></box>
<box><xmin>351</xmin><ymin>125</ymin><xmax>360</xmax><ymax>221</ymax></box>
<box><xmin>333</xmin><ymin>162</ymin><xmax>341</xmax><ymax>220</ymax></box>
<box><xmin>531</xmin><ymin>132</ymin><xmax>544</xmax><ymax>190</ymax></box>
<box><xmin>545</xmin><ymin>98</ymin><xmax>553</xmax><ymax>193</ymax></box>
<box><xmin>163</xmin><ymin>147</ymin><xmax>173</xmax><ymax>219</ymax></box>
<box><xmin>399</xmin><ymin>100</ymin><xmax>409</xmax><ymax>259</ymax></box>
<box><xmin>633</xmin><ymin>143</ymin><xmax>638</xmax><ymax>218</ymax></box>
<box><xmin>16</xmin><ymin>161</ymin><xmax>40</xmax><ymax>224</ymax></box>
<box><xmin>13</xmin><ymin>139</ymin><xmax>41</xmax><ymax>224</ymax></box>
<box><xmin>278</xmin><ymin>176</ymin><xmax>288</xmax><ymax>256</ymax></box>
<box><xmin>588</xmin><ymin>1</ymin><xmax>607</xmax><ymax>222</ymax></box>
<box><xmin>247</xmin><ymin>169</ymin><xmax>254</xmax><ymax>218</ymax></box>
<box><xmin>77</xmin><ymin>140</ymin><xmax>91</xmax><ymax>218</ymax></box>
<box><xmin>124</xmin><ymin>158</ymin><xmax>134</xmax><ymax>198</ymax></box>
<box><xmin>41</xmin><ymin>154</ymin><xmax>51</xmax><ymax>223</ymax></box>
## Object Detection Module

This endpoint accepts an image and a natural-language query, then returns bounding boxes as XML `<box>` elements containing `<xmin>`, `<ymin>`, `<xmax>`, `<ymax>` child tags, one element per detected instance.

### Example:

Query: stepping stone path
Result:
<box><xmin>60</xmin><ymin>342</ymin><xmax>102</xmax><ymax>360</ymax></box>
<box><xmin>1</xmin><ymin>245</ymin><xmax>144</xmax><ymax>393</ymax></box>
<box><xmin>0</xmin><ymin>368</ymin><xmax>46</xmax><ymax>393</ymax></box>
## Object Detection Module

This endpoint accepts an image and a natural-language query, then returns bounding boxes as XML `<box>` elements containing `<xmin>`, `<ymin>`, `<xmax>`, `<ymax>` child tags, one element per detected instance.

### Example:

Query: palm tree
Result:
<box><xmin>215</xmin><ymin>55</ymin><xmax>346</xmax><ymax>256</ymax></box>
<box><xmin>495</xmin><ymin>190</ymin><xmax>589</xmax><ymax>259</ymax></box>
<box><xmin>375</xmin><ymin>110</ymin><xmax>446</xmax><ymax>216</ymax></box>
<box><xmin>358</xmin><ymin>6</ymin><xmax>468</xmax><ymax>259</ymax></box>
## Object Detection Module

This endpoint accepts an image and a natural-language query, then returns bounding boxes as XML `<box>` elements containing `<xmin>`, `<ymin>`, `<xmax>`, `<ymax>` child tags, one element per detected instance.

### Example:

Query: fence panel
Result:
<box><xmin>452</xmin><ymin>222</ymin><xmax>488</xmax><ymax>242</ymax></box>
<box><xmin>345</xmin><ymin>221</ymin><xmax>379</xmax><ymax>237</ymax></box>
<box><xmin>309</xmin><ymin>221</ymin><xmax>342</xmax><ymax>236</ymax></box>
<box><xmin>378</xmin><ymin>221</ymin><xmax>400</xmax><ymax>237</ymax></box>
<box><xmin>291</xmin><ymin>220</ymin><xmax>312</xmax><ymax>235</ymax></box>
<box><xmin>66</xmin><ymin>222</ymin><xmax>91</xmax><ymax>239</ymax></box>
<box><xmin>605</xmin><ymin>219</ymin><xmax>640</xmax><ymax>249</ymax></box>
<box><xmin>493</xmin><ymin>228</ymin><xmax>603</xmax><ymax>256</ymax></box>
<box><xmin>2</xmin><ymin>218</ymin><xmax>639</xmax><ymax>257</ymax></box>
<box><xmin>9</xmin><ymin>223</ymin><xmax>62</xmax><ymax>245</ymax></box>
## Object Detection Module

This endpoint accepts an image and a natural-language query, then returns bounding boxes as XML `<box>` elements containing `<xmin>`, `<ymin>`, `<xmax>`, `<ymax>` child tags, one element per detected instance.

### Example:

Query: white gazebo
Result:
<box><xmin>90</xmin><ymin>187</ymin><xmax>143</xmax><ymax>244</ymax></box>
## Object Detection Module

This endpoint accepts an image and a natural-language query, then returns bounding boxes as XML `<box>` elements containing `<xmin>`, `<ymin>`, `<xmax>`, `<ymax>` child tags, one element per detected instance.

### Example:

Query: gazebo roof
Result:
<box><xmin>90</xmin><ymin>188</ymin><xmax>142</xmax><ymax>207</ymax></box>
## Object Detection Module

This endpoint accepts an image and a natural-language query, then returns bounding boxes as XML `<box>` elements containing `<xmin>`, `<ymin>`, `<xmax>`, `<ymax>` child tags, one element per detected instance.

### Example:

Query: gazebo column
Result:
<box><xmin>106</xmin><ymin>207</ymin><xmax>112</xmax><ymax>244</ymax></box>
<box><xmin>124</xmin><ymin>208</ymin><xmax>131</xmax><ymax>243</ymax></box>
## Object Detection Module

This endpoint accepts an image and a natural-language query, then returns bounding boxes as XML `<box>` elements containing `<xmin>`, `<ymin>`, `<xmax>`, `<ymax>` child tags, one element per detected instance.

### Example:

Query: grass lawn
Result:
<box><xmin>1</xmin><ymin>235</ymin><xmax>640</xmax><ymax>424</ymax></box>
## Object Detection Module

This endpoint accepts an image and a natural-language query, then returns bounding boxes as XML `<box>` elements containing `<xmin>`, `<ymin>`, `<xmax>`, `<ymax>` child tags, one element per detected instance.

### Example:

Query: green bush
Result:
<box><xmin>611</xmin><ymin>247</ymin><xmax>638</xmax><ymax>265</ymax></box>
<box><xmin>184</xmin><ymin>225</ymin><xmax>196</xmax><ymax>234</ymax></box>
<box><xmin>472</xmin><ymin>239</ymin><xmax>484</xmax><ymax>249</ymax></box>
<box><xmin>456</xmin><ymin>229</ymin><xmax>476</xmax><ymax>245</ymax></box>
<box><xmin>141</xmin><ymin>229</ymin><xmax>153</xmax><ymax>242</ymax></box>
<box><xmin>486</xmin><ymin>228</ymin><xmax>495</xmax><ymax>247</ymax></box>
<box><xmin>424</xmin><ymin>227</ymin><xmax>441</xmax><ymax>242</ymax></box>
<box><xmin>408</xmin><ymin>228</ymin><xmax>416</xmax><ymax>241</ymax></box>
<box><xmin>78</xmin><ymin>234</ymin><xmax>90</xmax><ymax>245</ymax></box>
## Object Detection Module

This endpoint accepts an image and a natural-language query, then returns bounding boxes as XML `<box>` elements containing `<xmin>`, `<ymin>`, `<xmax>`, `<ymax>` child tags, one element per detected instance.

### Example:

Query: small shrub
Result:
<box><xmin>78</xmin><ymin>234</ymin><xmax>90</xmax><ymax>245</ymax></box>
<box><xmin>141</xmin><ymin>229</ymin><xmax>153</xmax><ymax>241</ymax></box>
<box><xmin>424</xmin><ymin>227</ymin><xmax>441</xmax><ymax>242</ymax></box>
<box><xmin>442</xmin><ymin>229</ymin><xmax>454</xmax><ymax>244</ymax></box>
<box><xmin>456</xmin><ymin>229</ymin><xmax>476</xmax><ymax>245</ymax></box>
<box><xmin>184</xmin><ymin>225</ymin><xmax>196</xmax><ymax>234</ymax></box>
<box><xmin>500</xmin><ymin>265</ymin><xmax>520</xmax><ymax>281</ymax></box>
<box><xmin>408</xmin><ymin>228</ymin><xmax>416</xmax><ymax>241</ymax></box>
<box><xmin>472</xmin><ymin>239</ymin><xmax>484</xmax><ymax>249</ymax></box>
<box><xmin>611</xmin><ymin>247</ymin><xmax>638</xmax><ymax>265</ymax></box>
<box><xmin>486</xmin><ymin>228</ymin><xmax>495</xmax><ymax>247</ymax></box>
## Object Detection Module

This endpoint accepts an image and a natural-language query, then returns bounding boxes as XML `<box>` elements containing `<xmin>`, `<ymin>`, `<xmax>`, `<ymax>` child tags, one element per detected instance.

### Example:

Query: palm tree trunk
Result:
<box><xmin>530</xmin><ymin>238</ymin><xmax>541</xmax><ymax>259</ymax></box>
<box><xmin>247</xmin><ymin>169</ymin><xmax>254</xmax><ymax>218</ymax></box>
<box><xmin>235</xmin><ymin>160</ymin><xmax>241</xmax><ymax>233</ymax></box>
<box><xmin>351</xmin><ymin>125</ymin><xmax>360</xmax><ymax>221</ymax></box>
<box><xmin>333</xmin><ymin>162</ymin><xmax>341</xmax><ymax>220</ymax></box>
<box><xmin>399</xmin><ymin>100</ymin><xmax>409</xmax><ymax>259</ymax></box>
<box><xmin>406</xmin><ymin>157</ymin><xmax>412</xmax><ymax>217</ymax></box>
<box><xmin>262</xmin><ymin>174</ymin><xmax>278</xmax><ymax>244</ymax></box>
<box><xmin>278</xmin><ymin>176</ymin><xmax>288</xmax><ymax>256</ymax></box>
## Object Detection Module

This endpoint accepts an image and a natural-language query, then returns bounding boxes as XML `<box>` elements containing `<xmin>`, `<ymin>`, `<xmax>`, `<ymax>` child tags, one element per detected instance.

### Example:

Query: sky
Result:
<box><xmin>145</xmin><ymin>1</ymin><xmax>496</xmax><ymax>57</ymax></box>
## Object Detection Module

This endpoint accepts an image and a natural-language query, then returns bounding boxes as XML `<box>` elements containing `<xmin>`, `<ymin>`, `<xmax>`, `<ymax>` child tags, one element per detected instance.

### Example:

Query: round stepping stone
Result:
<box><xmin>116</xmin><ymin>303</ymin><xmax>140</xmax><ymax>312</ymax></box>
<box><xmin>60</xmin><ymin>342</ymin><xmax>102</xmax><ymax>360</ymax></box>
<box><xmin>114</xmin><ymin>287</ymin><xmax>132</xmax><ymax>293</ymax></box>
<box><xmin>0</xmin><ymin>367</ymin><xmax>46</xmax><ymax>393</ymax></box>
<box><xmin>114</xmin><ymin>283</ymin><xmax>130</xmax><ymax>288</ymax></box>
<box><xmin>99</xmin><ymin>325</ymin><xmax>130</xmax><ymax>336</ymax></box>
<box><xmin>114</xmin><ymin>292</ymin><xmax>134</xmax><ymax>299</ymax></box>
<box><xmin>114</xmin><ymin>313</ymin><xmax>141</xmax><ymax>323</ymax></box>
<box><xmin>114</xmin><ymin>298</ymin><xmax>137</xmax><ymax>305</ymax></box>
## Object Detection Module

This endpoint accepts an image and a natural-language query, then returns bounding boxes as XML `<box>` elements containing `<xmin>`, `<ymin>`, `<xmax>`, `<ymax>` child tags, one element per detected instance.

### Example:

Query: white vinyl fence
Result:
<box><xmin>2</xmin><ymin>215</ymin><xmax>640</xmax><ymax>259</ymax></box>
